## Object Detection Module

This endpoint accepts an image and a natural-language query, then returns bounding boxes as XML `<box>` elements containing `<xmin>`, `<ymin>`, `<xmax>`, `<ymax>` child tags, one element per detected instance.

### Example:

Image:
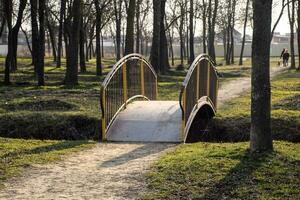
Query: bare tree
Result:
<box><xmin>56</xmin><ymin>0</ymin><xmax>66</xmax><ymax>68</ymax></box>
<box><xmin>207</xmin><ymin>0</ymin><xmax>218</xmax><ymax>63</ymax></box>
<box><xmin>113</xmin><ymin>0</ymin><xmax>123</xmax><ymax>60</ymax></box>
<box><xmin>125</xmin><ymin>0</ymin><xmax>136</xmax><ymax>55</ymax></box>
<box><xmin>64</xmin><ymin>0</ymin><xmax>82</xmax><ymax>85</ymax></box>
<box><xmin>297</xmin><ymin>0</ymin><xmax>300</xmax><ymax>70</ymax></box>
<box><xmin>250</xmin><ymin>0</ymin><xmax>273</xmax><ymax>152</ymax></box>
<box><xmin>288</xmin><ymin>0</ymin><xmax>296</xmax><ymax>69</ymax></box>
<box><xmin>6</xmin><ymin>0</ymin><xmax>27</xmax><ymax>73</ymax></box>
<box><xmin>3</xmin><ymin>0</ymin><xmax>12</xmax><ymax>85</ymax></box>
<box><xmin>189</xmin><ymin>0</ymin><xmax>195</xmax><ymax>63</ymax></box>
<box><xmin>239</xmin><ymin>0</ymin><xmax>250</xmax><ymax>65</ymax></box>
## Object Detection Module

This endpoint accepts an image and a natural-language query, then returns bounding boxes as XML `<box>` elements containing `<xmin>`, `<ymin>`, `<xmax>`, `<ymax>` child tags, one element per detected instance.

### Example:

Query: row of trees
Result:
<box><xmin>0</xmin><ymin>0</ymin><xmax>299</xmax><ymax>152</ymax></box>
<box><xmin>0</xmin><ymin>0</ymin><xmax>248</xmax><ymax>84</ymax></box>
<box><xmin>1</xmin><ymin>0</ymin><xmax>299</xmax><ymax>85</ymax></box>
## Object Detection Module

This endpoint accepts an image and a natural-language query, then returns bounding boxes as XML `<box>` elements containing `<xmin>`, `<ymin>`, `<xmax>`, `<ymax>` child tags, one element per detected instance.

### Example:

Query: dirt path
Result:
<box><xmin>0</xmin><ymin>66</ymin><xmax>287</xmax><ymax>200</ymax></box>
<box><xmin>0</xmin><ymin>143</ymin><xmax>176</xmax><ymax>200</ymax></box>
<box><xmin>217</xmin><ymin>66</ymin><xmax>287</xmax><ymax>108</ymax></box>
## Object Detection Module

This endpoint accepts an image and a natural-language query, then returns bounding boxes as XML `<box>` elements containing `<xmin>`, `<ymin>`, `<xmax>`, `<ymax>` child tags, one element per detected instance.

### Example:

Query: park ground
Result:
<box><xmin>0</xmin><ymin>57</ymin><xmax>299</xmax><ymax>199</ymax></box>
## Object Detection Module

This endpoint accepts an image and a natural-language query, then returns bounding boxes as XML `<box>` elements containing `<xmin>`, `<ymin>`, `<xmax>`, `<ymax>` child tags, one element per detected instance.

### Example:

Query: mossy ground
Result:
<box><xmin>209</xmin><ymin>70</ymin><xmax>300</xmax><ymax>142</ymax></box>
<box><xmin>143</xmin><ymin>68</ymin><xmax>300</xmax><ymax>200</ymax></box>
<box><xmin>0</xmin><ymin>56</ymin><xmax>260</xmax><ymax>138</ymax></box>
<box><xmin>142</xmin><ymin>141</ymin><xmax>300</xmax><ymax>200</ymax></box>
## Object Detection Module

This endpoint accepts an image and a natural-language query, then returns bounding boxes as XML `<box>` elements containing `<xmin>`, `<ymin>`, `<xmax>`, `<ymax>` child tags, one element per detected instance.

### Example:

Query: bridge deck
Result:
<box><xmin>106</xmin><ymin>101</ymin><xmax>182</xmax><ymax>142</ymax></box>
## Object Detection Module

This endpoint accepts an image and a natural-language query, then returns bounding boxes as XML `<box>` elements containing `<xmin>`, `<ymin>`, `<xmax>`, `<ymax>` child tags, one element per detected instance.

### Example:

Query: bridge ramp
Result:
<box><xmin>106</xmin><ymin>101</ymin><xmax>182</xmax><ymax>142</ymax></box>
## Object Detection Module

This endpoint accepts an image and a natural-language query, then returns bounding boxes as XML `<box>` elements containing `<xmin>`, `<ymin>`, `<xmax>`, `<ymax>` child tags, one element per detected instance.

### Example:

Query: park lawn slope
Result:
<box><xmin>0</xmin><ymin>137</ymin><xmax>96</xmax><ymax>188</ymax></box>
<box><xmin>209</xmin><ymin>69</ymin><xmax>300</xmax><ymax>142</ymax></box>
<box><xmin>0</xmin><ymin>57</ymin><xmax>286</xmax><ymax>139</ymax></box>
<box><xmin>143</xmin><ymin>141</ymin><xmax>300</xmax><ymax>200</ymax></box>
<box><xmin>0</xmin><ymin>58</ymin><xmax>114</xmax><ymax>140</ymax></box>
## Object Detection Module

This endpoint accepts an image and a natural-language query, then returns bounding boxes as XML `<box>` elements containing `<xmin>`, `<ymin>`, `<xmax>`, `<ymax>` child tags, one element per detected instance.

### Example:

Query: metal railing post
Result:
<box><xmin>181</xmin><ymin>89</ymin><xmax>186</xmax><ymax>141</ymax></box>
<box><xmin>122</xmin><ymin>63</ymin><xmax>128</xmax><ymax>107</ymax></box>
<box><xmin>207</xmin><ymin>62</ymin><xmax>210</xmax><ymax>97</ymax></box>
<box><xmin>140</xmin><ymin>61</ymin><xmax>145</xmax><ymax>96</ymax></box>
<box><xmin>101</xmin><ymin>88</ymin><xmax>106</xmax><ymax>141</ymax></box>
<box><xmin>196</xmin><ymin>64</ymin><xmax>200</xmax><ymax>102</ymax></box>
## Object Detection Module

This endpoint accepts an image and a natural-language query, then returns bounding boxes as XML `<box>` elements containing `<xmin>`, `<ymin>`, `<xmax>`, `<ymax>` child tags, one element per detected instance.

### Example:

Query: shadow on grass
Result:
<box><xmin>1</xmin><ymin>140</ymin><xmax>92</xmax><ymax>160</ymax></box>
<box><xmin>272</xmin><ymin>94</ymin><xmax>300</xmax><ymax>111</ymax></box>
<box><xmin>100</xmin><ymin>143</ymin><xmax>172</xmax><ymax>168</ymax></box>
<box><xmin>200</xmin><ymin>150</ymin><xmax>273</xmax><ymax>199</ymax></box>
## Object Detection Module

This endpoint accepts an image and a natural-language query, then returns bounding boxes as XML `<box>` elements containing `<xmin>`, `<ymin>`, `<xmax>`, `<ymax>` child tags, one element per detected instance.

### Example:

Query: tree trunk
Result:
<box><xmin>57</xmin><ymin>0</ymin><xmax>66</xmax><ymax>68</ymax></box>
<box><xmin>159</xmin><ymin>0</ymin><xmax>169</xmax><ymax>73</ymax></box>
<box><xmin>80</xmin><ymin>17</ymin><xmax>86</xmax><ymax>73</ymax></box>
<box><xmin>250</xmin><ymin>0</ymin><xmax>273</xmax><ymax>152</ymax></box>
<box><xmin>288</xmin><ymin>0</ymin><xmax>296</xmax><ymax>69</ymax></box>
<box><xmin>136</xmin><ymin>0</ymin><xmax>141</xmax><ymax>53</ymax></box>
<box><xmin>230</xmin><ymin>0</ymin><xmax>236</xmax><ymax>64</ymax></box>
<box><xmin>46</xmin><ymin>13</ymin><xmax>57</xmax><ymax>62</ymax></box>
<box><xmin>207</xmin><ymin>0</ymin><xmax>218</xmax><ymax>63</ymax></box>
<box><xmin>94</xmin><ymin>0</ymin><xmax>102</xmax><ymax>76</ymax></box>
<box><xmin>239</xmin><ymin>0</ymin><xmax>250</xmax><ymax>66</ymax></box>
<box><xmin>189</xmin><ymin>0</ymin><xmax>194</xmax><ymax>64</ymax></box>
<box><xmin>150</xmin><ymin>0</ymin><xmax>161</xmax><ymax>72</ymax></box>
<box><xmin>8</xmin><ymin>0</ymin><xmax>27</xmax><ymax>72</ymax></box>
<box><xmin>65</xmin><ymin>0</ymin><xmax>82</xmax><ymax>85</ymax></box>
<box><xmin>37</xmin><ymin>0</ymin><xmax>45</xmax><ymax>86</ymax></box>
<box><xmin>3</xmin><ymin>0</ymin><xmax>12</xmax><ymax>85</ymax></box>
<box><xmin>101</xmin><ymin>31</ymin><xmax>104</xmax><ymax>58</ymax></box>
<box><xmin>113</xmin><ymin>0</ymin><xmax>122</xmax><ymax>60</ymax></box>
<box><xmin>297</xmin><ymin>0</ymin><xmax>300</xmax><ymax>70</ymax></box>
<box><xmin>125</xmin><ymin>0</ymin><xmax>136</xmax><ymax>55</ymax></box>
<box><xmin>202</xmin><ymin>0</ymin><xmax>207</xmax><ymax>53</ymax></box>
<box><xmin>31</xmin><ymin>0</ymin><xmax>39</xmax><ymax>73</ymax></box>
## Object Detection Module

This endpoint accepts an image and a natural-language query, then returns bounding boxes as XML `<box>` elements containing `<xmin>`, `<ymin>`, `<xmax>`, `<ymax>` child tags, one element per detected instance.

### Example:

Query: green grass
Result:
<box><xmin>0</xmin><ymin>137</ymin><xmax>96</xmax><ymax>188</ymax></box>
<box><xmin>0</xmin><ymin>57</ymin><xmax>114</xmax><ymax>140</ymax></box>
<box><xmin>0</xmin><ymin>56</ymin><xmax>291</xmax><ymax>139</ymax></box>
<box><xmin>0</xmin><ymin>56</ymin><xmax>258</xmax><ymax>138</ymax></box>
<box><xmin>209</xmin><ymin>70</ymin><xmax>300</xmax><ymax>142</ymax></box>
<box><xmin>142</xmin><ymin>141</ymin><xmax>300</xmax><ymax>199</ymax></box>
<box><xmin>143</xmin><ymin>68</ymin><xmax>300</xmax><ymax>199</ymax></box>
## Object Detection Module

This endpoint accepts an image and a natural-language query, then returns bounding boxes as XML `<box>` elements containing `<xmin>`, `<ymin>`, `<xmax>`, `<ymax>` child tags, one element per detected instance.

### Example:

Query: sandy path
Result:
<box><xmin>0</xmin><ymin>143</ymin><xmax>176</xmax><ymax>200</ymax></box>
<box><xmin>0</xmin><ymin>66</ymin><xmax>287</xmax><ymax>200</ymax></box>
<box><xmin>217</xmin><ymin>66</ymin><xmax>287</xmax><ymax>108</ymax></box>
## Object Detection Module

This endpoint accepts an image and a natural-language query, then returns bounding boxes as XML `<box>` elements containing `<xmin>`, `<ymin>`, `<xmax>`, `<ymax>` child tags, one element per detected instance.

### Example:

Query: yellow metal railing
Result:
<box><xmin>100</xmin><ymin>54</ymin><xmax>157</xmax><ymax>141</ymax></box>
<box><xmin>179</xmin><ymin>54</ymin><xmax>218</xmax><ymax>141</ymax></box>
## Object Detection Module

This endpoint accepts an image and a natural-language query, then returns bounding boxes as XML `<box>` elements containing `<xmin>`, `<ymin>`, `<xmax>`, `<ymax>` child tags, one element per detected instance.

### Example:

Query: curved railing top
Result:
<box><xmin>181</xmin><ymin>54</ymin><xmax>218</xmax><ymax>88</ymax></box>
<box><xmin>101</xmin><ymin>53</ymin><xmax>157</xmax><ymax>89</ymax></box>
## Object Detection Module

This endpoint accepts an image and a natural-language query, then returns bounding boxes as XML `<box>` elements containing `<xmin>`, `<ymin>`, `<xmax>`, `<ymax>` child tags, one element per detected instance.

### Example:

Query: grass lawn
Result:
<box><xmin>0</xmin><ymin>56</ymin><xmax>261</xmax><ymax>138</ymax></box>
<box><xmin>142</xmin><ymin>69</ymin><xmax>300</xmax><ymax>200</ymax></box>
<box><xmin>0</xmin><ymin>137</ymin><xmax>95</xmax><ymax>188</ymax></box>
<box><xmin>0</xmin><ymin>56</ymin><xmax>298</xmax><ymax>196</ymax></box>
<box><xmin>209</xmin><ymin>70</ymin><xmax>300</xmax><ymax>142</ymax></box>
<box><xmin>142</xmin><ymin>141</ymin><xmax>300</xmax><ymax>200</ymax></box>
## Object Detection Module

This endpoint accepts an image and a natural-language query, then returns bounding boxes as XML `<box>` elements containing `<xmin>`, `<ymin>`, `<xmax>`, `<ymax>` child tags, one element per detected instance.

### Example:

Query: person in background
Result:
<box><xmin>282</xmin><ymin>49</ymin><xmax>290</xmax><ymax>67</ymax></box>
<box><xmin>279</xmin><ymin>48</ymin><xmax>285</xmax><ymax>66</ymax></box>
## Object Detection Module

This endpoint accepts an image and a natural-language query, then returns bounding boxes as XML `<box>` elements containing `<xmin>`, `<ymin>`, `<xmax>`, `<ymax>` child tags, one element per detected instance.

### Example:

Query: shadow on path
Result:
<box><xmin>100</xmin><ymin>143</ymin><xmax>174</xmax><ymax>168</ymax></box>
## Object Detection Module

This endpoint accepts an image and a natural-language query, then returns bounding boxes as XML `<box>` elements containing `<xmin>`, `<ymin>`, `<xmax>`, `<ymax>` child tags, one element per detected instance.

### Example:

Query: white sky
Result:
<box><xmin>272</xmin><ymin>1</ymin><xmax>290</xmax><ymax>34</ymax></box>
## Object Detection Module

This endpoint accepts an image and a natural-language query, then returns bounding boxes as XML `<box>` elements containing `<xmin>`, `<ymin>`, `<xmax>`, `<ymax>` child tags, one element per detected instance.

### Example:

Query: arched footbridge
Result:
<box><xmin>100</xmin><ymin>54</ymin><xmax>218</xmax><ymax>143</ymax></box>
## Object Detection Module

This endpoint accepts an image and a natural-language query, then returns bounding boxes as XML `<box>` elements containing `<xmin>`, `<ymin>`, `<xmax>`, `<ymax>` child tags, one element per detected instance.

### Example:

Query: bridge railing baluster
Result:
<box><xmin>100</xmin><ymin>54</ymin><xmax>157</xmax><ymax>141</ymax></box>
<box><xmin>179</xmin><ymin>54</ymin><xmax>219</xmax><ymax>142</ymax></box>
